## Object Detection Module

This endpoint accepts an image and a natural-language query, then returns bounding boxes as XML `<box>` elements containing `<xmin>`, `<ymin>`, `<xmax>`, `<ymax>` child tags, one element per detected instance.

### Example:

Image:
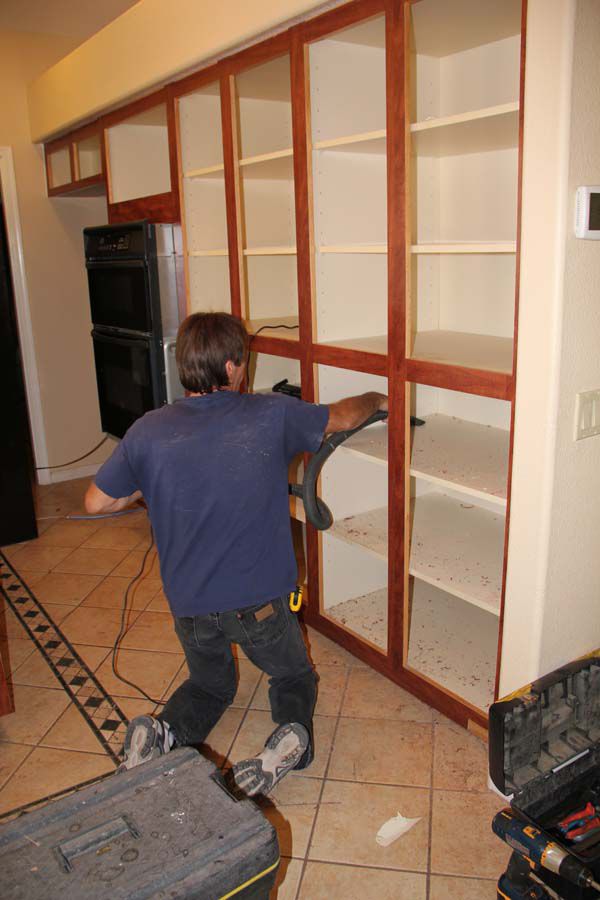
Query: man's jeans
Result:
<box><xmin>159</xmin><ymin>596</ymin><xmax>318</xmax><ymax>769</ymax></box>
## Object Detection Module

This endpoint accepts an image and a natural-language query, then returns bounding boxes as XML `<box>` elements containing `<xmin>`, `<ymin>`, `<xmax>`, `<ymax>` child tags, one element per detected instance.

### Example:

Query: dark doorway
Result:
<box><xmin>0</xmin><ymin>196</ymin><xmax>37</xmax><ymax>545</ymax></box>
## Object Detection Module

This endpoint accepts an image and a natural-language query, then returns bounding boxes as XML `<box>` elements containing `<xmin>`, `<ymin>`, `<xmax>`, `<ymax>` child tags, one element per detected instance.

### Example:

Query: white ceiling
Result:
<box><xmin>0</xmin><ymin>0</ymin><xmax>141</xmax><ymax>40</ymax></box>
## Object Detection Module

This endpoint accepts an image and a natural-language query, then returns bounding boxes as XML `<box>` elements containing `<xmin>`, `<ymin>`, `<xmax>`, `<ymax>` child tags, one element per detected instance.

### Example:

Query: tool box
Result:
<box><xmin>0</xmin><ymin>747</ymin><xmax>279</xmax><ymax>900</ymax></box>
<box><xmin>489</xmin><ymin>651</ymin><xmax>600</xmax><ymax>899</ymax></box>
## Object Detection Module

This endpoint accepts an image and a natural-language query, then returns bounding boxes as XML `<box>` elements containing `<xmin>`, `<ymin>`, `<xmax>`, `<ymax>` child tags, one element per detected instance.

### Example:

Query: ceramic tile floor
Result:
<box><xmin>0</xmin><ymin>477</ymin><xmax>510</xmax><ymax>898</ymax></box>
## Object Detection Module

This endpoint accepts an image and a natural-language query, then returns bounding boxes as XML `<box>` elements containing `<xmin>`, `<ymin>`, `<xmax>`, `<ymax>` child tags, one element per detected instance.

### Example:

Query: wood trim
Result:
<box><xmin>494</xmin><ymin>0</ymin><xmax>528</xmax><ymax>700</ymax></box>
<box><xmin>299</xmin><ymin>0</ymin><xmax>386</xmax><ymax>43</ymax></box>
<box><xmin>406</xmin><ymin>358</ymin><xmax>514</xmax><ymax>401</ymax></box>
<box><xmin>249</xmin><ymin>334</ymin><xmax>301</xmax><ymax>358</ymax></box>
<box><xmin>165</xmin><ymin>86</ymin><xmax>181</xmax><ymax>223</ymax></box>
<box><xmin>107</xmin><ymin>191</ymin><xmax>179</xmax><ymax>224</ymax></box>
<box><xmin>101</xmin><ymin>86</ymin><xmax>170</xmax><ymax>130</ymax></box>
<box><xmin>221</xmin><ymin>75</ymin><xmax>243</xmax><ymax>319</ymax></box>
<box><xmin>385</xmin><ymin>0</ymin><xmax>407</xmax><ymax>670</ymax></box>
<box><xmin>312</xmin><ymin>343</ymin><xmax>387</xmax><ymax>376</ymax></box>
<box><xmin>173</xmin><ymin>95</ymin><xmax>192</xmax><ymax>317</ymax></box>
<box><xmin>171</xmin><ymin>59</ymin><xmax>224</xmax><ymax>100</ymax></box>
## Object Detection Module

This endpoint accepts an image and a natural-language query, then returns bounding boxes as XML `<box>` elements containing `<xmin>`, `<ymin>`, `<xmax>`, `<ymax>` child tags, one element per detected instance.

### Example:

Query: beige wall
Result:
<box><xmin>0</xmin><ymin>29</ymin><xmax>112</xmax><ymax>483</ymax></box>
<box><xmin>28</xmin><ymin>0</ymin><xmax>337</xmax><ymax>142</ymax></box>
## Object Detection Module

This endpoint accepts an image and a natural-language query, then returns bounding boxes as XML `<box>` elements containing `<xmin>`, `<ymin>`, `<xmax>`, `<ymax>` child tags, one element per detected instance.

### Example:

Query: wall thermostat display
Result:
<box><xmin>575</xmin><ymin>186</ymin><xmax>600</xmax><ymax>239</ymax></box>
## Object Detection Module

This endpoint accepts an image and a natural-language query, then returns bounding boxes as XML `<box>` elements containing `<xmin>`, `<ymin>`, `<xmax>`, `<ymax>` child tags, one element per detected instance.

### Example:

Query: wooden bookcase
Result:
<box><xmin>169</xmin><ymin>0</ymin><xmax>526</xmax><ymax>732</ymax></box>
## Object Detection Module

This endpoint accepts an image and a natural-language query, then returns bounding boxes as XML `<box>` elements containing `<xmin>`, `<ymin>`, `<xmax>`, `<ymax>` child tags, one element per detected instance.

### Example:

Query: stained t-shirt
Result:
<box><xmin>95</xmin><ymin>391</ymin><xmax>329</xmax><ymax>616</ymax></box>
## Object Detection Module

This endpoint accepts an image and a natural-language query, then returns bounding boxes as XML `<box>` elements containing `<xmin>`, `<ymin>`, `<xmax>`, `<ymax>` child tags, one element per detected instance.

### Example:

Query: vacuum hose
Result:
<box><xmin>290</xmin><ymin>410</ymin><xmax>389</xmax><ymax>531</ymax></box>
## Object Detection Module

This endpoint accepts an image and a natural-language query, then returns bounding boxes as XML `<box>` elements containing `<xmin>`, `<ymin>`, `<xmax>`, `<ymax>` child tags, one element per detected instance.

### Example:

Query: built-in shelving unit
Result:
<box><xmin>309</xmin><ymin>15</ymin><xmax>388</xmax><ymax>355</ymax></box>
<box><xmin>178</xmin><ymin>81</ymin><xmax>231</xmax><ymax>314</ymax></box>
<box><xmin>47</xmin><ymin>146</ymin><xmax>72</xmax><ymax>189</ymax></box>
<box><xmin>74</xmin><ymin>134</ymin><xmax>102</xmax><ymax>181</ymax></box>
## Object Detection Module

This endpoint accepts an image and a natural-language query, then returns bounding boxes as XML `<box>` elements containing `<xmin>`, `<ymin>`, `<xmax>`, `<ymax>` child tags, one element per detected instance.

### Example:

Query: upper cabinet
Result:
<box><xmin>45</xmin><ymin>122</ymin><xmax>105</xmax><ymax>196</ymax></box>
<box><xmin>406</xmin><ymin>0</ymin><xmax>522</xmax><ymax>378</ymax></box>
<box><xmin>104</xmin><ymin>94</ymin><xmax>180</xmax><ymax>223</ymax></box>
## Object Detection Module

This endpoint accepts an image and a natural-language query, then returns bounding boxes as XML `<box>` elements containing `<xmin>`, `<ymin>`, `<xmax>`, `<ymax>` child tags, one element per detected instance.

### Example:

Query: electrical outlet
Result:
<box><xmin>574</xmin><ymin>390</ymin><xmax>600</xmax><ymax>441</ymax></box>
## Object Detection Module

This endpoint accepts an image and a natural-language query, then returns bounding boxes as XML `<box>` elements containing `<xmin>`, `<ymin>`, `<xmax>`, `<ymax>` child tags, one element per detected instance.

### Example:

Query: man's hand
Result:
<box><xmin>326</xmin><ymin>392</ymin><xmax>388</xmax><ymax>434</ymax></box>
<box><xmin>84</xmin><ymin>483</ymin><xmax>142</xmax><ymax>515</ymax></box>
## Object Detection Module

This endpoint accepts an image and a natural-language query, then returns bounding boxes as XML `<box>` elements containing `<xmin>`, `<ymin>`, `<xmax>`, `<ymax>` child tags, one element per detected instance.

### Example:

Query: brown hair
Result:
<box><xmin>176</xmin><ymin>313</ymin><xmax>248</xmax><ymax>393</ymax></box>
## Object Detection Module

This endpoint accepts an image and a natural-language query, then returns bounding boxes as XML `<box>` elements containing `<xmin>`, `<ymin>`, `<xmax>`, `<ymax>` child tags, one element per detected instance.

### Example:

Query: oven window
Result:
<box><xmin>87</xmin><ymin>264</ymin><xmax>152</xmax><ymax>333</ymax></box>
<box><xmin>92</xmin><ymin>331</ymin><xmax>158</xmax><ymax>438</ymax></box>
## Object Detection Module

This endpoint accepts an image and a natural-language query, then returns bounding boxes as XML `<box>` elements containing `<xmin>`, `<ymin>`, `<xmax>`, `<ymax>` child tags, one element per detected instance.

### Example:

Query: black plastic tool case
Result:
<box><xmin>0</xmin><ymin>747</ymin><xmax>279</xmax><ymax>900</ymax></box>
<box><xmin>489</xmin><ymin>652</ymin><xmax>600</xmax><ymax>899</ymax></box>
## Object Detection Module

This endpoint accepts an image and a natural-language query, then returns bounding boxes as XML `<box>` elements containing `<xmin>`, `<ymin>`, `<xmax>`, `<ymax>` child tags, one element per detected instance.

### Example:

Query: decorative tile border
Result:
<box><xmin>0</xmin><ymin>550</ymin><xmax>128</xmax><ymax>765</ymax></box>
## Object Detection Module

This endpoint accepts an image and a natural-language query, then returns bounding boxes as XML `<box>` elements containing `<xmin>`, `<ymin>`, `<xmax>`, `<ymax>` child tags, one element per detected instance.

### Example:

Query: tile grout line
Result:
<box><xmin>293</xmin><ymin>661</ymin><xmax>354</xmax><ymax>900</ymax></box>
<box><xmin>425</xmin><ymin>719</ymin><xmax>435</xmax><ymax>900</ymax></box>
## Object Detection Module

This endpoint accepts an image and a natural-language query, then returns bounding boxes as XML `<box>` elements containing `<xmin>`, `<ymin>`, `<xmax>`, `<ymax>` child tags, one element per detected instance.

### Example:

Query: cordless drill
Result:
<box><xmin>493</xmin><ymin>809</ymin><xmax>600</xmax><ymax>894</ymax></box>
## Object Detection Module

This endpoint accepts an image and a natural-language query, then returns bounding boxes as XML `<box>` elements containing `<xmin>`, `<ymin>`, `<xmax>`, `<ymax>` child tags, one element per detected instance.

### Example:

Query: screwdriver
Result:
<box><xmin>493</xmin><ymin>808</ymin><xmax>600</xmax><ymax>893</ymax></box>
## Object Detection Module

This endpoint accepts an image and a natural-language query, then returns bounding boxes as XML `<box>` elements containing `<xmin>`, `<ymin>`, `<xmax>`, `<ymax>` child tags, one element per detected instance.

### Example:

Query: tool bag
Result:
<box><xmin>489</xmin><ymin>652</ymin><xmax>600</xmax><ymax>899</ymax></box>
<box><xmin>0</xmin><ymin>747</ymin><xmax>279</xmax><ymax>900</ymax></box>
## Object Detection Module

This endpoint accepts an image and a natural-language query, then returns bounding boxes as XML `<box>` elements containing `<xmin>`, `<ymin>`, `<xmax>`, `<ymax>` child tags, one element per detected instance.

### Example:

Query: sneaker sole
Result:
<box><xmin>120</xmin><ymin>715</ymin><xmax>161</xmax><ymax>771</ymax></box>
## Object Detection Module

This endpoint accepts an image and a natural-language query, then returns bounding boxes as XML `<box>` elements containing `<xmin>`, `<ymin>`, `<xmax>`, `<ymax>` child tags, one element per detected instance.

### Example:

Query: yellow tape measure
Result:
<box><xmin>289</xmin><ymin>586</ymin><xmax>303</xmax><ymax>612</ymax></box>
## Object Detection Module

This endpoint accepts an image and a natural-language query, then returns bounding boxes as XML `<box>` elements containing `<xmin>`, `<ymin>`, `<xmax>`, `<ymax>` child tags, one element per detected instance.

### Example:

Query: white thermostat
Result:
<box><xmin>575</xmin><ymin>186</ymin><xmax>600</xmax><ymax>239</ymax></box>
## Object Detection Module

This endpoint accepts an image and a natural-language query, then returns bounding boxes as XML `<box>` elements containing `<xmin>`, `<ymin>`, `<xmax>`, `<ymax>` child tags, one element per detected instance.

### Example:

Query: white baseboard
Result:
<box><xmin>37</xmin><ymin>463</ymin><xmax>102</xmax><ymax>486</ymax></box>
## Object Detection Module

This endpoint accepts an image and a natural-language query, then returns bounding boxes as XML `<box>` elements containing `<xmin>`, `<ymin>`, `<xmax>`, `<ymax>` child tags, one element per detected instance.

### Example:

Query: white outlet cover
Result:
<box><xmin>574</xmin><ymin>389</ymin><xmax>600</xmax><ymax>441</ymax></box>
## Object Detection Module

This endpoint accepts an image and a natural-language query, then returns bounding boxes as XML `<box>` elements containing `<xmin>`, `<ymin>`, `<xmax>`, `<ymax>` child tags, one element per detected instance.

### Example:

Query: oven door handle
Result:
<box><xmin>86</xmin><ymin>258</ymin><xmax>148</xmax><ymax>270</ymax></box>
<box><xmin>91</xmin><ymin>329</ymin><xmax>150</xmax><ymax>347</ymax></box>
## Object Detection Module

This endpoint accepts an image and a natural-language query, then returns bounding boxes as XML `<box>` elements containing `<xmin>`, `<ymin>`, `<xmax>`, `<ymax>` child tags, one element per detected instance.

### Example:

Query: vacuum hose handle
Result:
<box><xmin>291</xmin><ymin>410</ymin><xmax>388</xmax><ymax>531</ymax></box>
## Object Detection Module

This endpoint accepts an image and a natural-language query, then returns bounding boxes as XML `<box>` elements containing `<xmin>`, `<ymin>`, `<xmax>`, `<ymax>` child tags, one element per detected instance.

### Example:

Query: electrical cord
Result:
<box><xmin>111</xmin><ymin>527</ymin><xmax>164</xmax><ymax>706</ymax></box>
<box><xmin>36</xmin><ymin>435</ymin><xmax>109</xmax><ymax>470</ymax></box>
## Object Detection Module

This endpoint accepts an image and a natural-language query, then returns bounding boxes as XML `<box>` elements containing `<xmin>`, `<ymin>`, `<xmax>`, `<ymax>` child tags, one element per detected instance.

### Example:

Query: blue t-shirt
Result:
<box><xmin>95</xmin><ymin>391</ymin><xmax>329</xmax><ymax>616</ymax></box>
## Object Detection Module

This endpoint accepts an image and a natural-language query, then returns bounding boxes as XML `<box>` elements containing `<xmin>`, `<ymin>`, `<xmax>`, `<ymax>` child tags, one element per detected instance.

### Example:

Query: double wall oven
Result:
<box><xmin>84</xmin><ymin>221</ymin><xmax>183</xmax><ymax>439</ymax></box>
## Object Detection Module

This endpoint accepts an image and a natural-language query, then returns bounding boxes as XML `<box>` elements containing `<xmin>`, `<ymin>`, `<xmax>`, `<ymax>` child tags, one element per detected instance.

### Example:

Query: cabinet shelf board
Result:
<box><xmin>314</xmin><ymin>130</ymin><xmax>386</xmax><ymax>154</ymax></box>
<box><xmin>411</xmin><ymin>331</ymin><xmax>513</xmax><ymax>375</ymax></box>
<box><xmin>325</xmin><ymin>587</ymin><xmax>387</xmax><ymax>651</ymax></box>
<box><xmin>411</xmin><ymin>242</ymin><xmax>516</xmax><ymax>254</ymax></box>
<box><xmin>411</xmin><ymin>103</ymin><xmax>519</xmax><ymax>156</ymax></box>
<box><xmin>330</xmin><ymin>506</ymin><xmax>388</xmax><ymax>560</ymax></box>
<box><xmin>410</xmin><ymin>492</ymin><xmax>504</xmax><ymax>615</ymax></box>
<box><xmin>188</xmin><ymin>249</ymin><xmax>229</xmax><ymax>257</ymax></box>
<box><xmin>321</xmin><ymin>334</ymin><xmax>388</xmax><ymax>356</ymax></box>
<box><xmin>184</xmin><ymin>163</ymin><xmax>225</xmax><ymax>178</ymax></box>
<box><xmin>411</xmin><ymin>0</ymin><xmax>521</xmax><ymax>58</ymax></box>
<box><xmin>247</xmin><ymin>316</ymin><xmax>300</xmax><ymax>340</ymax></box>
<box><xmin>410</xmin><ymin>414</ymin><xmax>509</xmax><ymax>507</ymax></box>
<box><xmin>340</xmin><ymin>423</ymin><xmax>388</xmax><ymax>466</ymax></box>
<box><xmin>406</xmin><ymin>579</ymin><xmax>499</xmax><ymax>712</ymax></box>
<box><xmin>320</xmin><ymin>244</ymin><xmax>387</xmax><ymax>254</ymax></box>
<box><xmin>243</xmin><ymin>246</ymin><xmax>297</xmax><ymax>256</ymax></box>
<box><xmin>239</xmin><ymin>152</ymin><xmax>294</xmax><ymax>180</ymax></box>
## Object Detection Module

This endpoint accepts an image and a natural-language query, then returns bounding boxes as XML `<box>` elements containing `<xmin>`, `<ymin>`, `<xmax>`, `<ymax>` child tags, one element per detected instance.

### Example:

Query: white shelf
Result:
<box><xmin>326</xmin><ymin>588</ymin><xmax>387</xmax><ymax>651</ymax></box>
<box><xmin>407</xmin><ymin>579</ymin><xmax>498</xmax><ymax>712</ymax></box>
<box><xmin>188</xmin><ymin>249</ymin><xmax>228</xmax><ymax>257</ymax></box>
<box><xmin>410</xmin><ymin>414</ymin><xmax>509</xmax><ymax>507</ymax></box>
<box><xmin>340</xmin><ymin>423</ymin><xmax>388</xmax><ymax>466</ymax></box>
<box><xmin>244</xmin><ymin>246</ymin><xmax>297</xmax><ymax>256</ymax></box>
<box><xmin>184</xmin><ymin>163</ymin><xmax>225</xmax><ymax>178</ymax></box>
<box><xmin>247</xmin><ymin>316</ymin><xmax>300</xmax><ymax>339</ymax></box>
<box><xmin>411</xmin><ymin>330</ymin><xmax>513</xmax><ymax>374</ymax></box>
<box><xmin>410</xmin><ymin>492</ymin><xmax>505</xmax><ymax>615</ymax></box>
<box><xmin>411</xmin><ymin>242</ymin><xmax>516</xmax><ymax>254</ymax></box>
<box><xmin>240</xmin><ymin>148</ymin><xmax>293</xmax><ymax>166</ymax></box>
<box><xmin>330</xmin><ymin>506</ymin><xmax>388</xmax><ymax>560</ymax></box>
<box><xmin>314</xmin><ymin>129</ymin><xmax>386</xmax><ymax>153</ymax></box>
<box><xmin>411</xmin><ymin>103</ymin><xmax>519</xmax><ymax>156</ymax></box>
<box><xmin>321</xmin><ymin>334</ymin><xmax>388</xmax><ymax>356</ymax></box>
<box><xmin>320</xmin><ymin>244</ymin><xmax>387</xmax><ymax>254</ymax></box>
<box><xmin>239</xmin><ymin>152</ymin><xmax>294</xmax><ymax>180</ymax></box>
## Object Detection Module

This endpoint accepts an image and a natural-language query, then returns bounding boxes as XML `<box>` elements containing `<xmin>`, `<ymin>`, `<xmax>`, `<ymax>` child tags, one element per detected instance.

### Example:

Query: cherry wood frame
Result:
<box><xmin>45</xmin><ymin>120</ymin><xmax>105</xmax><ymax>197</ymax></box>
<box><xmin>43</xmin><ymin>0</ymin><xmax>526</xmax><ymax>732</ymax></box>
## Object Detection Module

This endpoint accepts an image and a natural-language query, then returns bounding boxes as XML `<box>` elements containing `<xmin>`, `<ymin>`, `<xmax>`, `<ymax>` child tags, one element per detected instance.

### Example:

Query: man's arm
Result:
<box><xmin>326</xmin><ymin>392</ymin><xmax>388</xmax><ymax>433</ymax></box>
<box><xmin>84</xmin><ymin>482</ymin><xmax>142</xmax><ymax>515</ymax></box>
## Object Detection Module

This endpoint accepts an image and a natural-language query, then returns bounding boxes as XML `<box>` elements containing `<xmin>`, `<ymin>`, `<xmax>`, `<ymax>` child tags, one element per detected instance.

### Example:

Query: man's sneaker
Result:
<box><xmin>117</xmin><ymin>715</ymin><xmax>172</xmax><ymax>773</ymax></box>
<box><xmin>231</xmin><ymin>722</ymin><xmax>309</xmax><ymax>797</ymax></box>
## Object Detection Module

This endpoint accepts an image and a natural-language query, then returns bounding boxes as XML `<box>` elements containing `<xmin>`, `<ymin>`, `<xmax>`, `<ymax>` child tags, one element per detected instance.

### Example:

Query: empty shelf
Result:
<box><xmin>407</xmin><ymin>579</ymin><xmax>499</xmax><ymax>711</ymax></box>
<box><xmin>248</xmin><ymin>316</ymin><xmax>300</xmax><ymax>339</ymax></box>
<box><xmin>331</xmin><ymin>506</ymin><xmax>388</xmax><ymax>560</ymax></box>
<box><xmin>320</xmin><ymin>334</ymin><xmax>388</xmax><ymax>356</ymax></box>
<box><xmin>244</xmin><ymin>246</ymin><xmax>297</xmax><ymax>256</ymax></box>
<box><xmin>410</xmin><ymin>330</ymin><xmax>513</xmax><ymax>374</ymax></box>
<box><xmin>410</xmin><ymin>491</ymin><xmax>505</xmax><ymax>614</ymax></box>
<box><xmin>341</xmin><ymin>422</ymin><xmax>388</xmax><ymax>466</ymax></box>
<box><xmin>184</xmin><ymin>163</ymin><xmax>225</xmax><ymax>178</ymax></box>
<box><xmin>326</xmin><ymin>588</ymin><xmax>388</xmax><ymax>651</ymax></box>
<box><xmin>314</xmin><ymin>129</ymin><xmax>386</xmax><ymax>154</ymax></box>
<box><xmin>410</xmin><ymin>414</ymin><xmax>509</xmax><ymax>506</ymax></box>
<box><xmin>411</xmin><ymin>242</ymin><xmax>516</xmax><ymax>254</ymax></box>
<box><xmin>410</xmin><ymin>102</ymin><xmax>519</xmax><ymax>156</ymax></box>
<box><xmin>320</xmin><ymin>244</ymin><xmax>387</xmax><ymax>254</ymax></box>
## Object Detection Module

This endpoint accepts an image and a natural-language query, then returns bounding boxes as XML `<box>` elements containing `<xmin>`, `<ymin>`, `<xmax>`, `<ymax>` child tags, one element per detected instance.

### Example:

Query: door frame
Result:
<box><xmin>0</xmin><ymin>146</ymin><xmax>49</xmax><ymax>479</ymax></box>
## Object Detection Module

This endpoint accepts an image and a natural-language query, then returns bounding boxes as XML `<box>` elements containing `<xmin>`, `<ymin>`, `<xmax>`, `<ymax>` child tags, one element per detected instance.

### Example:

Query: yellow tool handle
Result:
<box><xmin>289</xmin><ymin>586</ymin><xmax>303</xmax><ymax>612</ymax></box>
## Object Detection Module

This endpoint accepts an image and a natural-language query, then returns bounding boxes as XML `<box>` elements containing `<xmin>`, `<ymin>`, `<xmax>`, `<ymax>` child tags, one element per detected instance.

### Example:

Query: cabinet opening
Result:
<box><xmin>107</xmin><ymin>104</ymin><xmax>171</xmax><ymax>203</ymax></box>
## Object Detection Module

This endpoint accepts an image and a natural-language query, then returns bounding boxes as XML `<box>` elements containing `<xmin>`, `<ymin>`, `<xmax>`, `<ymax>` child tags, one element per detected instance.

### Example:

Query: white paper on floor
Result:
<box><xmin>376</xmin><ymin>812</ymin><xmax>421</xmax><ymax>847</ymax></box>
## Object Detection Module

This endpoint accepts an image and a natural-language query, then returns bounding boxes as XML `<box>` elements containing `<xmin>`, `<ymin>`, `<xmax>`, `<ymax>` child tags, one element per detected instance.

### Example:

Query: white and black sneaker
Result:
<box><xmin>117</xmin><ymin>715</ymin><xmax>173</xmax><ymax>773</ymax></box>
<box><xmin>231</xmin><ymin>722</ymin><xmax>309</xmax><ymax>797</ymax></box>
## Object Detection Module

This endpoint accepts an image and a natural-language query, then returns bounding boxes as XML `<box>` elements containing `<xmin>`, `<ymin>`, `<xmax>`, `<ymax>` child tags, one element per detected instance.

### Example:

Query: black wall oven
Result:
<box><xmin>85</xmin><ymin>221</ymin><xmax>182</xmax><ymax>439</ymax></box>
